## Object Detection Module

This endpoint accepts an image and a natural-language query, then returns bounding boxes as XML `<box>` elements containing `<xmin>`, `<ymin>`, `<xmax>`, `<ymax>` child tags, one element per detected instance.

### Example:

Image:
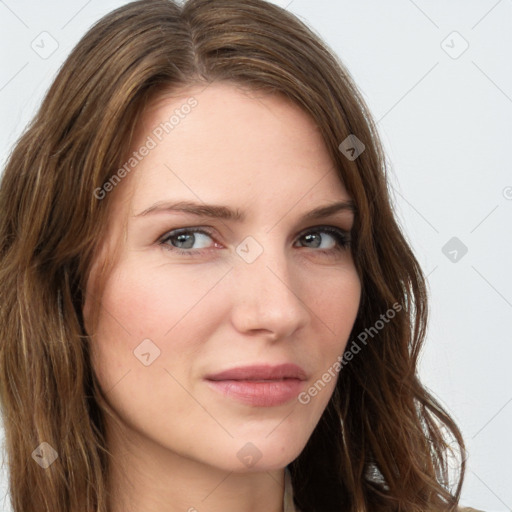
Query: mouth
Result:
<box><xmin>204</xmin><ymin>363</ymin><xmax>307</xmax><ymax>407</ymax></box>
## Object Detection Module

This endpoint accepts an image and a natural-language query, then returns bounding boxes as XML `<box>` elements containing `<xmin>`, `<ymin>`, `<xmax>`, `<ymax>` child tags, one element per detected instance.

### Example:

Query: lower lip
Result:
<box><xmin>205</xmin><ymin>379</ymin><xmax>304</xmax><ymax>407</ymax></box>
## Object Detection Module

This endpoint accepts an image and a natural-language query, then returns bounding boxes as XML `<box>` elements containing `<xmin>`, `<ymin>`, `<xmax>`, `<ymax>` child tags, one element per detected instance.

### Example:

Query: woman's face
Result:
<box><xmin>84</xmin><ymin>82</ymin><xmax>361</xmax><ymax>473</ymax></box>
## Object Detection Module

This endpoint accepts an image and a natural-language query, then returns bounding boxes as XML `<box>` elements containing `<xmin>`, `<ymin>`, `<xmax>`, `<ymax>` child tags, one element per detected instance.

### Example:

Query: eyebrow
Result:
<box><xmin>134</xmin><ymin>199</ymin><xmax>356</xmax><ymax>221</ymax></box>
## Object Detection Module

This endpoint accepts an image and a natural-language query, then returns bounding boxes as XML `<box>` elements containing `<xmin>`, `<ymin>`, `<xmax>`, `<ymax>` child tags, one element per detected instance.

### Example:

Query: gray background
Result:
<box><xmin>1</xmin><ymin>1</ymin><xmax>511</xmax><ymax>510</ymax></box>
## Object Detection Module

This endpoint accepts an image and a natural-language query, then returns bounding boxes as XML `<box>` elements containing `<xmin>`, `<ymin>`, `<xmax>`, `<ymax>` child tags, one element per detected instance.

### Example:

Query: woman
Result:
<box><xmin>0</xmin><ymin>0</ymin><xmax>478</xmax><ymax>511</ymax></box>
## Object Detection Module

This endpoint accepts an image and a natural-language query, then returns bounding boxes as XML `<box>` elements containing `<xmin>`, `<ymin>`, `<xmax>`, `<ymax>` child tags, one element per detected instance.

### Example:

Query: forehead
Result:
<box><xmin>117</xmin><ymin>81</ymin><xmax>349</xmax><ymax>218</ymax></box>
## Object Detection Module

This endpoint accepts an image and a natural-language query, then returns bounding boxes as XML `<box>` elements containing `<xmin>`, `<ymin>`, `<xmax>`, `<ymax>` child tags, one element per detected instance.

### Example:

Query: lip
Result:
<box><xmin>205</xmin><ymin>364</ymin><xmax>307</xmax><ymax>407</ymax></box>
<box><xmin>205</xmin><ymin>363</ymin><xmax>308</xmax><ymax>381</ymax></box>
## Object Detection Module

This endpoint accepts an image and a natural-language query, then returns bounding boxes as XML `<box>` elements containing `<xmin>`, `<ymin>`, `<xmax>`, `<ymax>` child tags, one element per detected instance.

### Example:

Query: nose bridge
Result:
<box><xmin>229</xmin><ymin>235</ymin><xmax>309</xmax><ymax>338</ymax></box>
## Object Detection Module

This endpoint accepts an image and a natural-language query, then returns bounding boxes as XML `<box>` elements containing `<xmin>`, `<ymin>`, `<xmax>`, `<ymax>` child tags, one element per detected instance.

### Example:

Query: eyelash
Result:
<box><xmin>158</xmin><ymin>225</ymin><xmax>351</xmax><ymax>257</ymax></box>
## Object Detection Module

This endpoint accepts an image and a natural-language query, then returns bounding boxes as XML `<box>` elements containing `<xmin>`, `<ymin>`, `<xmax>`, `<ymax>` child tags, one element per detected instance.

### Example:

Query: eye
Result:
<box><xmin>295</xmin><ymin>226</ymin><xmax>351</xmax><ymax>254</ymax></box>
<box><xmin>160</xmin><ymin>227</ymin><xmax>217</xmax><ymax>254</ymax></box>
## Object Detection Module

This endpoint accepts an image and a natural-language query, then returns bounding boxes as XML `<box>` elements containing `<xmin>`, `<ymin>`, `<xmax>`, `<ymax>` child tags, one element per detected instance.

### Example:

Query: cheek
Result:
<box><xmin>316</xmin><ymin>266</ymin><xmax>361</xmax><ymax>345</ymax></box>
<box><xmin>303</xmin><ymin>266</ymin><xmax>360</xmax><ymax>393</ymax></box>
<box><xmin>88</xmin><ymin>257</ymin><xmax>230</xmax><ymax>382</ymax></box>
<box><xmin>295</xmin><ymin>269</ymin><xmax>360</xmax><ymax>427</ymax></box>
<box><xmin>87</xmin><ymin>259</ymin><xmax>230</xmax><ymax>434</ymax></box>
<box><xmin>97</xmin><ymin>257</ymin><xmax>229</xmax><ymax>337</ymax></box>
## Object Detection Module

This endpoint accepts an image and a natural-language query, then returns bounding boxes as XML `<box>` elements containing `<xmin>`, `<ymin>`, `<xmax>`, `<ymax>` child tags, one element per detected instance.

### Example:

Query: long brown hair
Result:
<box><xmin>0</xmin><ymin>0</ymin><xmax>466</xmax><ymax>510</ymax></box>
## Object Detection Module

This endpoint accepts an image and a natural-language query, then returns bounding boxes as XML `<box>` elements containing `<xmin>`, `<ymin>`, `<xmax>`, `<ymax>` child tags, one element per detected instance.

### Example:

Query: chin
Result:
<box><xmin>206</xmin><ymin>430</ymin><xmax>308</xmax><ymax>473</ymax></box>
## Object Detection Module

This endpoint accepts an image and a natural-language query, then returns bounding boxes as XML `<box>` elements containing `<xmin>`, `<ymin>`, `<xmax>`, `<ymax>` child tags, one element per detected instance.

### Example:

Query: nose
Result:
<box><xmin>229</xmin><ymin>240</ymin><xmax>310</xmax><ymax>341</ymax></box>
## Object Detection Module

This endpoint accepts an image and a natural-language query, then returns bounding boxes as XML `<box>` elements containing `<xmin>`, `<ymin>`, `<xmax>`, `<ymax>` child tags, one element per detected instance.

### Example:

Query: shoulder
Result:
<box><xmin>457</xmin><ymin>507</ymin><xmax>485</xmax><ymax>512</ymax></box>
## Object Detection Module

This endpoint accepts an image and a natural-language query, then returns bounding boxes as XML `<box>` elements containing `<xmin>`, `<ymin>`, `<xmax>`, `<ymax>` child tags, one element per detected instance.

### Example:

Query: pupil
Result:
<box><xmin>305</xmin><ymin>233</ymin><xmax>320</xmax><ymax>248</ymax></box>
<box><xmin>176</xmin><ymin>233</ymin><xmax>194</xmax><ymax>249</ymax></box>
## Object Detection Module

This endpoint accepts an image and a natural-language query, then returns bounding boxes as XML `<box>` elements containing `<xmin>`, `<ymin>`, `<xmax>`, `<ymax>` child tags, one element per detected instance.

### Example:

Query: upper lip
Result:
<box><xmin>205</xmin><ymin>363</ymin><xmax>308</xmax><ymax>381</ymax></box>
